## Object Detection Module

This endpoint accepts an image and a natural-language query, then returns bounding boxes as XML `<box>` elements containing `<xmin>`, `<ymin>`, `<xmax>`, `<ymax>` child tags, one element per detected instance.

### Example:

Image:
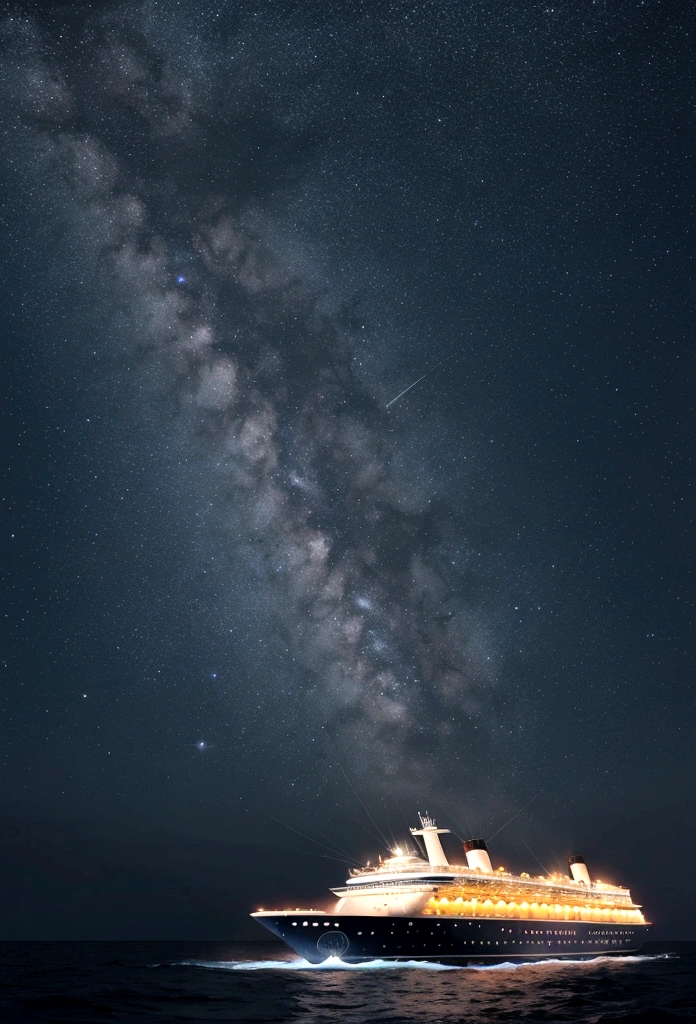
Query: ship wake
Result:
<box><xmin>178</xmin><ymin>953</ymin><xmax>670</xmax><ymax>972</ymax></box>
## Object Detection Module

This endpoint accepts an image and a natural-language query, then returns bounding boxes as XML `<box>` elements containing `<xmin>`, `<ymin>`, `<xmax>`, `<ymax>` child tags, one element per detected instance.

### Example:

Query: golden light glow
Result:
<box><xmin>424</xmin><ymin>895</ymin><xmax>645</xmax><ymax>924</ymax></box>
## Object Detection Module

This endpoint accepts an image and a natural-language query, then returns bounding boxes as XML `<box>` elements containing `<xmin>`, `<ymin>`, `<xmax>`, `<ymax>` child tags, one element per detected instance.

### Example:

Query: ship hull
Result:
<box><xmin>253</xmin><ymin>912</ymin><xmax>648</xmax><ymax>964</ymax></box>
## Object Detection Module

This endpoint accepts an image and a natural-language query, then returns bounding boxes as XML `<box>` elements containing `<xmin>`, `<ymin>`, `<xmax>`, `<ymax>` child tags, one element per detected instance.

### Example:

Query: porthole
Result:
<box><xmin>302</xmin><ymin>922</ymin><xmax>308</xmax><ymax>927</ymax></box>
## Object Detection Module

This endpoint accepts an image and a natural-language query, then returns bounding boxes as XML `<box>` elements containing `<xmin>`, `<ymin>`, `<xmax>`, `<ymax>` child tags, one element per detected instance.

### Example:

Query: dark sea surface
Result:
<box><xmin>1</xmin><ymin>941</ymin><xmax>694</xmax><ymax>1024</ymax></box>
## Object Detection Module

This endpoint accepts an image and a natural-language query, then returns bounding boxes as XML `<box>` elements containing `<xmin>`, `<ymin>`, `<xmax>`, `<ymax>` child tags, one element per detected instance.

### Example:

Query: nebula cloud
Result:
<box><xmin>1</xmin><ymin>6</ymin><xmax>502</xmax><ymax>794</ymax></box>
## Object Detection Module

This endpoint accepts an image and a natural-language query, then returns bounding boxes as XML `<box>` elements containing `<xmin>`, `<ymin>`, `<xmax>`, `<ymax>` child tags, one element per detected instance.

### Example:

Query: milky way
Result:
<box><xmin>0</xmin><ymin>6</ymin><xmax>509</xmax><ymax>799</ymax></box>
<box><xmin>2</xmin><ymin>1</ymin><xmax>692</xmax><ymax>918</ymax></box>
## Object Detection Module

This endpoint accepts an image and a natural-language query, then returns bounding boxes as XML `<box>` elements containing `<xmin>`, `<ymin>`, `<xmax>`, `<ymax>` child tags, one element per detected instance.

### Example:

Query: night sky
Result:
<box><xmin>1</xmin><ymin>0</ymin><xmax>693</xmax><ymax>940</ymax></box>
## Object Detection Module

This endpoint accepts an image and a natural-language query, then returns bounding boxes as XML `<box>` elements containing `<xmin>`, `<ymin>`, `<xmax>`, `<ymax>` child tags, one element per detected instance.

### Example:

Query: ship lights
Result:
<box><xmin>424</xmin><ymin>894</ymin><xmax>644</xmax><ymax>924</ymax></box>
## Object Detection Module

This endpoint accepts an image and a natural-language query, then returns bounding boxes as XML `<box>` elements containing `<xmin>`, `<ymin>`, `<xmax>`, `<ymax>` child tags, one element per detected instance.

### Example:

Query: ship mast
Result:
<box><xmin>410</xmin><ymin>812</ymin><xmax>450</xmax><ymax>867</ymax></box>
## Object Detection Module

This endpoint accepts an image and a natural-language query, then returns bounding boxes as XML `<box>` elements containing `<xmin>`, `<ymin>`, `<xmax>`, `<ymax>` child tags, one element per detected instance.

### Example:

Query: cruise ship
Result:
<box><xmin>251</xmin><ymin>814</ymin><xmax>648</xmax><ymax>963</ymax></box>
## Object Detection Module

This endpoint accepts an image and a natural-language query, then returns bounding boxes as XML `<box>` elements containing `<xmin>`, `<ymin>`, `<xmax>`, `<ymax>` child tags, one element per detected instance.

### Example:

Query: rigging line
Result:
<box><xmin>550</xmin><ymin>847</ymin><xmax>565</xmax><ymax>874</ymax></box>
<box><xmin>487</xmin><ymin>794</ymin><xmax>538</xmax><ymax>843</ymax></box>
<box><xmin>411</xmin><ymin>833</ymin><xmax>427</xmax><ymax>861</ymax></box>
<box><xmin>312</xmin><ymin>829</ymin><xmax>359</xmax><ymax>864</ymax></box>
<box><xmin>337</xmin><ymin>796</ymin><xmax>386</xmax><ymax>846</ymax></box>
<box><xmin>395</xmin><ymin>801</ymin><xmax>420</xmax><ymax>856</ymax></box>
<box><xmin>339</xmin><ymin>767</ymin><xmax>390</xmax><ymax>848</ymax></box>
<box><xmin>395</xmin><ymin>799</ymin><xmax>413</xmax><ymax>834</ymax></box>
<box><xmin>430</xmin><ymin>795</ymin><xmax>464</xmax><ymax>844</ymax></box>
<box><xmin>306</xmin><ymin>851</ymin><xmax>361</xmax><ymax>865</ymax></box>
<box><xmin>339</xmin><ymin>800</ymin><xmax>389</xmax><ymax>848</ymax></box>
<box><xmin>381</xmin><ymin>796</ymin><xmax>398</xmax><ymax>851</ymax></box>
<box><xmin>262</xmin><ymin>811</ymin><xmax>363</xmax><ymax>867</ymax></box>
<box><xmin>339</xmin><ymin>766</ymin><xmax>391</xmax><ymax>849</ymax></box>
<box><xmin>309</xmin><ymin>813</ymin><xmax>358</xmax><ymax>859</ymax></box>
<box><xmin>341</xmin><ymin>808</ymin><xmax>388</xmax><ymax>849</ymax></box>
<box><xmin>455</xmin><ymin>797</ymin><xmax>474</xmax><ymax>840</ymax></box>
<box><xmin>522</xmin><ymin>838</ymin><xmax>551</xmax><ymax>877</ymax></box>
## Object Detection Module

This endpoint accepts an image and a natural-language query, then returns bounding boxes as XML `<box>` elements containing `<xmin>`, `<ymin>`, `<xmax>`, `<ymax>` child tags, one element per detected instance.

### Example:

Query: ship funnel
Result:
<box><xmin>463</xmin><ymin>838</ymin><xmax>493</xmax><ymax>873</ymax></box>
<box><xmin>568</xmin><ymin>855</ymin><xmax>591</xmax><ymax>886</ymax></box>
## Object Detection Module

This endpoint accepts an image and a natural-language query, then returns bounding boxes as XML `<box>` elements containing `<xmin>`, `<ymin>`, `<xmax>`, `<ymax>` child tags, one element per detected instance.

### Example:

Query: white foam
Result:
<box><xmin>179</xmin><ymin>957</ymin><xmax>454</xmax><ymax>971</ymax></box>
<box><xmin>177</xmin><ymin>953</ymin><xmax>669</xmax><ymax>973</ymax></box>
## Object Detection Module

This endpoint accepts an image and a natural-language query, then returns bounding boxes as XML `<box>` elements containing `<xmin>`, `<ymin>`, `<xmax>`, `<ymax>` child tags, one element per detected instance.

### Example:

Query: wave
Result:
<box><xmin>176</xmin><ymin>953</ymin><xmax>672</xmax><ymax>973</ymax></box>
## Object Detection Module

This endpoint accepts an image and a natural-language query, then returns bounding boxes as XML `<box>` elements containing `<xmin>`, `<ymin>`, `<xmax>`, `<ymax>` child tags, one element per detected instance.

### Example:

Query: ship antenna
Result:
<box><xmin>487</xmin><ymin>794</ymin><xmax>537</xmax><ymax>842</ymax></box>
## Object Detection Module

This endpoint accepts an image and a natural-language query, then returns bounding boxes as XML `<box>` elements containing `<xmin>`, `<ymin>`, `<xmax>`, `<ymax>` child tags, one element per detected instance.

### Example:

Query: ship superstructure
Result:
<box><xmin>252</xmin><ymin>813</ymin><xmax>648</xmax><ymax>963</ymax></box>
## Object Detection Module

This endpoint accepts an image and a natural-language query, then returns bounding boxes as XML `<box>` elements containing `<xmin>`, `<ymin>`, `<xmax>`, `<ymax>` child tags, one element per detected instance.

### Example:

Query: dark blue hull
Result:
<box><xmin>254</xmin><ymin>913</ymin><xmax>648</xmax><ymax>963</ymax></box>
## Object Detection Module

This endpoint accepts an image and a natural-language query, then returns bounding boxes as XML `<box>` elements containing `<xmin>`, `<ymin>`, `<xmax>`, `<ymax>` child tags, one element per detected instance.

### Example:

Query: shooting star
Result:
<box><xmin>385</xmin><ymin>355</ymin><xmax>455</xmax><ymax>408</ymax></box>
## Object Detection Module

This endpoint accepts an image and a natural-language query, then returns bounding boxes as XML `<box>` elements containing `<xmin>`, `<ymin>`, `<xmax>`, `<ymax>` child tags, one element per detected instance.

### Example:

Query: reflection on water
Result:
<box><xmin>177</xmin><ymin>951</ymin><xmax>680</xmax><ymax>1024</ymax></box>
<box><xmin>0</xmin><ymin>941</ymin><xmax>689</xmax><ymax>1024</ymax></box>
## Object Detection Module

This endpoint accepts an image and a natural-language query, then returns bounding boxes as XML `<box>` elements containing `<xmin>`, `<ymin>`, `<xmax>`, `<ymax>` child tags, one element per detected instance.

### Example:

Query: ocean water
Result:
<box><xmin>1</xmin><ymin>940</ymin><xmax>694</xmax><ymax>1023</ymax></box>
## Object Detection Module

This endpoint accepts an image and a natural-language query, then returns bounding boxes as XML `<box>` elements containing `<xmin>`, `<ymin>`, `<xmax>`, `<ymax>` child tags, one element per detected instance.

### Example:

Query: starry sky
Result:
<box><xmin>1</xmin><ymin>0</ymin><xmax>693</xmax><ymax>940</ymax></box>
